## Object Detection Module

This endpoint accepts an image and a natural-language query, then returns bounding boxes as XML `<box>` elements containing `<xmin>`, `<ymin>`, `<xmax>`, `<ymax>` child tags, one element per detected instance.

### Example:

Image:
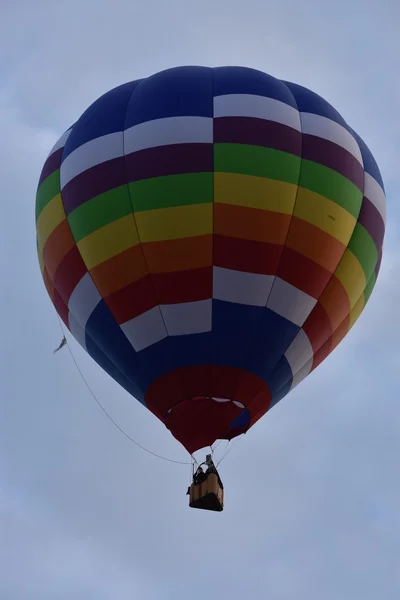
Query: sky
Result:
<box><xmin>1</xmin><ymin>0</ymin><xmax>400</xmax><ymax>597</ymax></box>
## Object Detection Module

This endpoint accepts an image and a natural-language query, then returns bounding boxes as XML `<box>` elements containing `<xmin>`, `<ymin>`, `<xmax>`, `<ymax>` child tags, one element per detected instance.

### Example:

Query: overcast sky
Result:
<box><xmin>1</xmin><ymin>0</ymin><xmax>400</xmax><ymax>598</ymax></box>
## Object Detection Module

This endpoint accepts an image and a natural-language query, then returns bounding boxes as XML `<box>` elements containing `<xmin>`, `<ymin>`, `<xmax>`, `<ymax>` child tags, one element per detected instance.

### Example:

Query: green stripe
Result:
<box><xmin>67</xmin><ymin>185</ymin><xmax>132</xmax><ymax>242</ymax></box>
<box><xmin>36</xmin><ymin>170</ymin><xmax>61</xmax><ymax>220</ymax></box>
<box><xmin>214</xmin><ymin>144</ymin><xmax>301</xmax><ymax>184</ymax></box>
<box><xmin>300</xmin><ymin>160</ymin><xmax>363</xmax><ymax>218</ymax></box>
<box><xmin>129</xmin><ymin>173</ymin><xmax>213</xmax><ymax>212</ymax></box>
<box><xmin>347</xmin><ymin>223</ymin><xmax>378</xmax><ymax>281</ymax></box>
<box><xmin>363</xmin><ymin>271</ymin><xmax>377</xmax><ymax>304</ymax></box>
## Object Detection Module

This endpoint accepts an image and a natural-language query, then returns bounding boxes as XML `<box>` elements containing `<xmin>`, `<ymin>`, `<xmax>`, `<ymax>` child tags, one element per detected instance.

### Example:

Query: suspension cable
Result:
<box><xmin>55</xmin><ymin>319</ymin><xmax>194</xmax><ymax>466</ymax></box>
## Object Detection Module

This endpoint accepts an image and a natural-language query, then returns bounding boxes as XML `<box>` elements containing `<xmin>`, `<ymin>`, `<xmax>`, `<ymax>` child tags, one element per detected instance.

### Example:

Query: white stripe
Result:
<box><xmin>68</xmin><ymin>273</ymin><xmax>102</xmax><ymax>330</ymax></box>
<box><xmin>300</xmin><ymin>113</ymin><xmax>363</xmax><ymax>165</ymax></box>
<box><xmin>364</xmin><ymin>172</ymin><xmax>386</xmax><ymax>224</ymax></box>
<box><xmin>121</xmin><ymin>306</ymin><xmax>167</xmax><ymax>352</ymax></box>
<box><xmin>161</xmin><ymin>299</ymin><xmax>212</xmax><ymax>336</ymax></box>
<box><xmin>290</xmin><ymin>357</ymin><xmax>313</xmax><ymax>391</ymax></box>
<box><xmin>211</xmin><ymin>397</ymin><xmax>246</xmax><ymax>409</ymax></box>
<box><xmin>267</xmin><ymin>278</ymin><xmax>317</xmax><ymax>327</ymax></box>
<box><xmin>60</xmin><ymin>132</ymin><xmax>123</xmax><ymax>189</ymax></box>
<box><xmin>233</xmin><ymin>400</ymin><xmax>245</xmax><ymax>408</ymax></box>
<box><xmin>124</xmin><ymin>116</ymin><xmax>213</xmax><ymax>154</ymax></box>
<box><xmin>68</xmin><ymin>312</ymin><xmax>87</xmax><ymax>350</ymax></box>
<box><xmin>213</xmin><ymin>267</ymin><xmax>274</xmax><ymax>306</ymax></box>
<box><xmin>284</xmin><ymin>329</ymin><xmax>314</xmax><ymax>375</ymax></box>
<box><xmin>214</xmin><ymin>94</ymin><xmax>301</xmax><ymax>132</ymax></box>
<box><xmin>48</xmin><ymin>128</ymin><xmax>72</xmax><ymax>157</ymax></box>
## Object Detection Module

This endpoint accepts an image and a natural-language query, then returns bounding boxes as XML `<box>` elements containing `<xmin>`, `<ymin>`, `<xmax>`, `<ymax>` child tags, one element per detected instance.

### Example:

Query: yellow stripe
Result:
<box><xmin>36</xmin><ymin>194</ymin><xmax>66</xmax><ymax>253</ymax></box>
<box><xmin>135</xmin><ymin>203</ymin><xmax>213</xmax><ymax>243</ymax></box>
<box><xmin>214</xmin><ymin>173</ymin><xmax>297</xmax><ymax>214</ymax></box>
<box><xmin>348</xmin><ymin>294</ymin><xmax>365</xmax><ymax>330</ymax></box>
<box><xmin>37</xmin><ymin>245</ymin><xmax>45</xmax><ymax>274</ymax></box>
<box><xmin>334</xmin><ymin>249</ymin><xmax>366</xmax><ymax>309</ymax></box>
<box><xmin>294</xmin><ymin>188</ymin><xmax>356</xmax><ymax>246</ymax></box>
<box><xmin>77</xmin><ymin>214</ymin><xmax>139</xmax><ymax>270</ymax></box>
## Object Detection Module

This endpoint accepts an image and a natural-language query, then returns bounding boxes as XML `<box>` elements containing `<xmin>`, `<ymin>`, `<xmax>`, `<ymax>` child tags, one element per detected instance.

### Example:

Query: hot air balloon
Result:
<box><xmin>36</xmin><ymin>66</ymin><xmax>386</xmax><ymax>512</ymax></box>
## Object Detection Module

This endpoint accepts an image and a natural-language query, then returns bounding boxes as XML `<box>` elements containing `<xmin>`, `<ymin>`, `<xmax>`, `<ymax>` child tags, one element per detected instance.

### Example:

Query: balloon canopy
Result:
<box><xmin>35</xmin><ymin>66</ymin><xmax>386</xmax><ymax>455</ymax></box>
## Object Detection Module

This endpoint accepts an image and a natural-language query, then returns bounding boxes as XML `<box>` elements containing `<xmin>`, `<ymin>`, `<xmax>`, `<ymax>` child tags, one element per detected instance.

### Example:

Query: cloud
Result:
<box><xmin>1</xmin><ymin>0</ymin><xmax>400</xmax><ymax>597</ymax></box>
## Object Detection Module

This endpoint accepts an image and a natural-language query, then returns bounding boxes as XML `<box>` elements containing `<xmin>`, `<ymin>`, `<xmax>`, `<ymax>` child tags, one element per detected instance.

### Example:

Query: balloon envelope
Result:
<box><xmin>36</xmin><ymin>66</ymin><xmax>386</xmax><ymax>454</ymax></box>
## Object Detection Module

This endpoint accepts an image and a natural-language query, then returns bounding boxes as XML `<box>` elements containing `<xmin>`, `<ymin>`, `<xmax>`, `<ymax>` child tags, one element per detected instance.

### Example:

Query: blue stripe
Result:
<box><xmin>62</xmin><ymin>81</ymin><xmax>142</xmax><ymax>158</ymax></box>
<box><xmin>138</xmin><ymin>331</ymin><xmax>213</xmax><ymax>381</ymax></box>
<box><xmin>350</xmin><ymin>129</ymin><xmax>385</xmax><ymax>191</ymax></box>
<box><xmin>86</xmin><ymin>334</ymin><xmax>145</xmax><ymax>404</ymax></box>
<box><xmin>135</xmin><ymin>301</ymin><xmax>297</xmax><ymax>405</ymax></box>
<box><xmin>213</xmin><ymin>66</ymin><xmax>298</xmax><ymax>108</ymax></box>
<box><xmin>85</xmin><ymin>301</ymin><xmax>151</xmax><ymax>400</ymax></box>
<box><xmin>283</xmin><ymin>80</ymin><xmax>348</xmax><ymax>128</ymax></box>
<box><xmin>228</xmin><ymin>409</ymin><xmax>251</xmax><ymax>429</ymax></box>
<box><xmin>124</xmin><ymin>66</ymin><xmax>213</xmax><ymax>127</ymax></box>
<box><xmin>267</xmin><ymin>356</ymin><xmax>294</xmax><ymax>408</ymax></box>
<box><xmin>211</xmin><ymin>300</ymin><xmax>263</xmax><ymax>368</ymax></box>
<box><xmin>242</xmin><ymin>307</ymin><xmax>298</xmax><ymax>382</ymax></box>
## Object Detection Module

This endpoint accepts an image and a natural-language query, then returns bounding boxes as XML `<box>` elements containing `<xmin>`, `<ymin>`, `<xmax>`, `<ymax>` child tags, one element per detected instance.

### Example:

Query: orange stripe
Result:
<box><xmin>319</xmin><ymin>275</ymin><xmax>351</xmax><ymax>331</ymax></box>
<box><xmin>90</xmin><ymin>244</ymin><xmax>148</xmax><ymax>297</ymax></box>
<box><xmin>286</xmin><ymin>217</ymin><xmax>346</xmax><ymax>273</ymax></box>
<box><xmin>331</xmin><ymin>315</ymin><xmax>350</xmax><ymax>351</ymax></box>
<box><xmin>142</xmin><ymin>235</ymin><xmax>213</xmax><ymax>273</ymax></box>
<box><xmin>303</xmin><ymin>303</ymin><xmax>332</xmax><ymax>355</ymax></box>
<box><xmin>214</xmin><ymin>203</ymin><xmax>290</xmax><ymax>245</ymax></box>
<box><xmin>42</xmin><ymin>220</ymin><xmax>76</xmax><ymax>280</ymax></box>
<box><xmin>43</xmin><ymin>267</ymin><xmax>55</xmax><ymax>302</ymax></box>
<box><xmin>312</xmin><ymin>336</ymin><xmax>333</xmax><ymax>371</ymax></box>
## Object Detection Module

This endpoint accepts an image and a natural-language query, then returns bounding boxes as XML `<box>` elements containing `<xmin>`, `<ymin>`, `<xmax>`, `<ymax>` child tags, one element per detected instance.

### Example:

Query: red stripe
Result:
<box><xmin>248</xmin><ymin>387</ymin><xmax>272</xmax><ymax>426</ymax></box>
<box><xmin>145</xmin><ymin>366</ymin><xmax>213</xmax><ymax>419</ymax></box>
<box><xmin>53</xmin><ymin>246</ymin><xmax>87</xmax><ymax>306</ymax></box>
<box><xmin>43</xmin><ymin>267</ymin><xmax>55</xmax><ymax>302</ymax></box>
<box><xmin>303</xmin><ymin>303</ymin><xmax>333</xmax><ymax>355</ymax></box>
<box><xmin>214</xmin><ymin>235</ymin><xmax>283</xmax><ymax>274</ymax></box>
<box><xmin>152</xmin><ymin>267</ymin><xmax>212</xmax><ymax>304</ymax></box>
<box><xmin>105</xmin><ymin>275</ymin><xmax>157</xmax><ymax>324</ymax></box>
<box><xmin>145</xmin><ymin>365</ymin><xmax>271</xmax><ymax>453</ymax></box>
<box><xmin>53</xmin><ymin>289</ymin><xmax>69</xmax><ymax>327</ymax></box>
<box><xmin>276</xmin><ymin>247</ymin><xmax>332</xmax><ymax>299</ymax></box>
<box><xmin>105</xmin><ymin>267</ymin><xmax>213</xmax><ymax>324</ymax></box>
<box><xmin>165</xmin><ymin>397</ymin><xmax>242</xmax><ymax>455</ymax></box>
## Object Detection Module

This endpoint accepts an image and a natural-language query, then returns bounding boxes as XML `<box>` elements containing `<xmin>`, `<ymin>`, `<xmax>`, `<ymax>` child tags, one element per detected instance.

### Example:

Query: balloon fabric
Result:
<box><xmin>36</xmin><ymin>66</ymin><xmax>386</xmax><ymax>454</ymax></box>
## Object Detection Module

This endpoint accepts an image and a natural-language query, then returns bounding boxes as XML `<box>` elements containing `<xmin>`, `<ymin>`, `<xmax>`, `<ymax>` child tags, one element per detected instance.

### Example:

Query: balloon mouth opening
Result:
<box><xmin>165</xmin><ymin>396</ymin><xmax>246</xmax><ymax>416</ymax></box>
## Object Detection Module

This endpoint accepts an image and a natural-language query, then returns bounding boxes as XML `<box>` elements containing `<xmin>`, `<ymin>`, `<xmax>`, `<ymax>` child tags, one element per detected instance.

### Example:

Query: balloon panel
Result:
<box><xmin>36</xmin><ymin>66</ymin><xmax>386</xmax><ymax>454</ymax></box>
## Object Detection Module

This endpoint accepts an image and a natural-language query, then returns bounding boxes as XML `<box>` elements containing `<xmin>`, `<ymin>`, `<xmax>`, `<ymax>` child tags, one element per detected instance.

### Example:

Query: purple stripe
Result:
<box><xmin>302</xmin><ymin>134</ymin><xmax>364</xmax><ymax>191</ymax></box>
<box><xmin>38</xmin><ymin>148</ymin><xmax>63</xmax><ymax>187</ymax></box>
<box><xmin>62</xmin><ymin>157</ymin><xmax>126</xmax><ymax>215</ymax></box>
<box><xmin>358</xmin><ymin>197</ymin><xmax>385</xmax><ymax>250</ymax></box>
<box><xmin>125</xmin><ymin>143</ymin><xmax>213</xmax><ymax>181</ymax></box>
<box><xmin>375</xmin><ymin>247</ymin><xmax>382</xmax><ymax>277</ymax></box>
<box><xmin>61</xmin><ymin>144</ymin><xmax>213</xmax><ymax>215</ymax></box>
<box><xmin>214</xmin><ymin>117</ymin><xmax>302</xmax><ymax>156</ymax></box>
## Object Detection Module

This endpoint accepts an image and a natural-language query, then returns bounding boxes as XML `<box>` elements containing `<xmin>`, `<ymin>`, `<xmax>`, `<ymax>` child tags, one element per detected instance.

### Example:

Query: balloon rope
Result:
<box><xmin>216</xmin><ymin>434</ymin><xmax>245</xmax><ymax>467</ymax></box>
<box><xmin>55</xmin><ymin>318</ymin><xmax>194</xmax><ymax>467</ymax></box>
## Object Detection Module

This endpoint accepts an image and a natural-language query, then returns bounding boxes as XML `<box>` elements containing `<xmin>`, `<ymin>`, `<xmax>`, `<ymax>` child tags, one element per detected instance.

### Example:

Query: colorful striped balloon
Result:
<box><xmin>36</xmin><ymin>66</ymin><xmax>386</xmax><ymax>454</ymax></box>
